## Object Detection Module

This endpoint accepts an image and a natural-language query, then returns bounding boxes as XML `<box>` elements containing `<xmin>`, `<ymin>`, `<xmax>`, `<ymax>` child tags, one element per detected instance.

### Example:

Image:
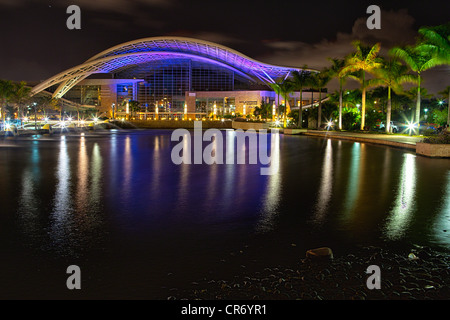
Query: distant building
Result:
<box><xmin>32</xmin><ymin>37</ymin><xmax>322</xmax><ymax>118</ymax></box>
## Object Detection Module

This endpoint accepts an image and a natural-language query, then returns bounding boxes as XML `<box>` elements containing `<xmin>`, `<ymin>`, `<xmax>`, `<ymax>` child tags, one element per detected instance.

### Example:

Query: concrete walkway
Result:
<box><xmin>302</xmin><ymin>130</ymin><xmax>423</xmax><ymax>150</ymax></box>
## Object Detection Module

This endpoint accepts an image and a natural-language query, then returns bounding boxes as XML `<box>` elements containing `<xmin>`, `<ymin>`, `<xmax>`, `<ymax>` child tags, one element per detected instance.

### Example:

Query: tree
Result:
<box><xmin>269</xmin><ymin>80</ymin><xmax>283</xmax><ymax>122</ymax></box>
<box><xmin>390</xmin><ymin>45</ymin><xmax>440</xmax><ymax>123</ymax></box>
<box><xmin>418</xmin><ymin>23</ymin><xmax>450</xmax><ymax>65</ymax></box>
<box><xmin>309</xmin><ymin>70</ymin><xmax>331</xmax><ymax>129</ymax></box>
<box><xmin>292</xmin><ymin>66</ymin><xmax>313</xmax><ymax>128</ymax></box>
<box><xmin>129</xmin><ymin>100</ymin><xmax>141</xmax><ymax>119</ymax></box>
<box><xmin>340</xmin><ymin>41</ymin><xmax>382</xmax><ymax>130</ymax></box>
<box><xmin>278</xmin><ymin>80</ymin><xmax>295</xmax><ymax>128</ymax></box>
<box><xmin>254</xmin><ymin>102</ymin><xmax>272</xmax><ymax>120</ymax></box>
<box><xmin>10</xmin><ymin>81</ymin><xmax>32</xmax><ymax>125</ymax></box>
<box><xmin>328</xmin><ymin>58</ymin><xmax>348</xmax><ymax>130</ymax></box>
<box><xmin>368</xmin><ymin>58</ymin><xmax>417</xmax><ymax>132</ymax></box>
<box><xmin>438</xmin><ymin>86</ymin><xmax>450</xmax><ymax>126</ymax></box>
<box><xmin>0</xmin><ymin>80</ymin><xmax>14</xmax><ymax>129</ymax></box>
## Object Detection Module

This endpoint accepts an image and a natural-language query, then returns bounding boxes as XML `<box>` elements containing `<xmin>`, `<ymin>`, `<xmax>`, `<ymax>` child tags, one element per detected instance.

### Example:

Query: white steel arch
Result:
<box><xmin>32</xmin><ymin>37</ymin><xmax>314</xmax><ymax>98</ymax></box>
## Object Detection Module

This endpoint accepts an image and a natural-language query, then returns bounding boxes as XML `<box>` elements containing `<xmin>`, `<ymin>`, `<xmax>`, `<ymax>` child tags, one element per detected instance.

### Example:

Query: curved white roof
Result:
<box><xmin>32</xmin><ymin>37</ymin><xmax>313</xmax><ymax>98</ymax></box>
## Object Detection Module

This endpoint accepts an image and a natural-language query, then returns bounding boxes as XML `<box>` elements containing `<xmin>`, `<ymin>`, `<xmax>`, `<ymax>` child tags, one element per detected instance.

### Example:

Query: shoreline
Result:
<box><xmin>169</xmin><ymin>245</ymin><xmax>450</xmax><ymax>300</ymax></box>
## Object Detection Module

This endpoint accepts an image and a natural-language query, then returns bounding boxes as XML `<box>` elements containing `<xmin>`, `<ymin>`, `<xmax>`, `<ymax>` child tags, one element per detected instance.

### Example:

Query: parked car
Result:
<box><xmin>418</xmin><ymin>121</ymin><xmax>437</xmax><ymax>132</ymax></box>
<box><xmin>379</xmin><ymin>121</ymin><xmax>401</xmax><ymax>133</ymax></box>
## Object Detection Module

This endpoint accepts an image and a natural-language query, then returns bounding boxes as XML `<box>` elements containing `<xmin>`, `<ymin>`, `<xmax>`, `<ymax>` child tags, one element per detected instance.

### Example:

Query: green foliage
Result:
<box><xmin>321</xmin><ymin>100</ymin><xmax>338</xmax><ymax>120</ymax></box>
<box><xmin>431</xmin><ymin>109</ymin><xmax>448</xmax><ymax>125</ymax></box>
<box><xmin>341</xmin><ymin>107</ymin><xmax>361</xmax><ymax>130</ymax></box>
<box><xmin>418</xmin><ymin>23</ymin><xmax>450</xmax><ymax>65</ymax></box>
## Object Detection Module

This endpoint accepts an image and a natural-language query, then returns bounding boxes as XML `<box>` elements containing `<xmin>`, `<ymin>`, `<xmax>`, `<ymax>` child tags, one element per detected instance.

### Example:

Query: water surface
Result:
<box><xmin>0</xmin><ymin>130</ymin><xmax>449</xmax><ymax>298</ymax></box>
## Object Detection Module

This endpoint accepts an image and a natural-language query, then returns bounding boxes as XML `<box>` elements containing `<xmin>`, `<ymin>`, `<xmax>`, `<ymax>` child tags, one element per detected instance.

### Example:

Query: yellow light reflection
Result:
<box><xmin>384</xmin><ymin>153</ymin><xmax>417</xmax><ymax>240</ymax></box>
<box><xmin>76</xmin><ymin>136</ymin><xmax>88</xmax><ymax>212</ymax></box>
<box><xmin>50</xmin><ymin>136</ymin><xmax>72</xmax><ymax>248</ymax></box>
<box><xmin>343</xmin><ymin>143</ymin><xmax>361</xmax><ymax>219</ymax></box>
<box><xmin>122</xmin><ymin>136</ymin><xmax>132</xmax><ymax>199</ymax></box>
<box><xmin>176</xmin><ymin>134</ymin><xmax>190</xmax><ymax>208</ymax></box>
<box><xmin>90</xmin><ymin>143</ymin><xmax>102</xmax><ymax>206</ymax></box>
<box><xmin>314</xmin><ymin>139</ymin><xmax>333</xmax><ymax>224</ymax></box>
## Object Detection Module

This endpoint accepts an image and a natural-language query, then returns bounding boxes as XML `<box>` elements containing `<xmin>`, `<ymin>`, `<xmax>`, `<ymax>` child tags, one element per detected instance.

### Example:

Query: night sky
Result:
<box><xmin>0</xmin><ymin>0</ymin><xmax>448</xmax><ymax>92</ymax></box>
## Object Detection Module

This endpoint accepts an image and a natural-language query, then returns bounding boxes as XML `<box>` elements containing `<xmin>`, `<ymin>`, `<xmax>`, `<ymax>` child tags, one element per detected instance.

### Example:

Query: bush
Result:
<box><xmin>422</xmin><ymin>131</ymin><xmax>450</xmax><ymax>144</ymax></box>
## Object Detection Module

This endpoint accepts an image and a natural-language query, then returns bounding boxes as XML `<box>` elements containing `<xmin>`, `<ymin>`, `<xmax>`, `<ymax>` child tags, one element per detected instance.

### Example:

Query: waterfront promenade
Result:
<box><xmin>302</xmin><ymin>130</ymin><xmax>422</xmax><ymax>150</ymax></box>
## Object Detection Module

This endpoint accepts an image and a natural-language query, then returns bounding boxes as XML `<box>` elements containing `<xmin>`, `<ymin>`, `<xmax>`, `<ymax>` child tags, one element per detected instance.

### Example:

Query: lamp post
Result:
<box><xmin>33</xmin><ymin>102</ymin><xmax>38</xmax><ymax>131</ymax></box>
<box><xmin>111</xmin><ymin>103</ymin><xmax>115</xmax><ymax>120</ymax></box>
<box><xmin>272</xmin><ymin>101</ymin><xmax>276</xmax><ymax>122</ymax></box>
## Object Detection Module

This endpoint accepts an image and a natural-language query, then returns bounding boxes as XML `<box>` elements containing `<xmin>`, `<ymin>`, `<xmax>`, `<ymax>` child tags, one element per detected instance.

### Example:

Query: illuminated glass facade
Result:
<box><xmin>31</xmin><ymin>37</ymin><xmax>313</xmax><ymax>115</ymax></box>
<box><xmin>64</xmin><ymin>85</ymin><xmax>101</xmax><ymax>106</ymax></box>
<box><xmin>114</xmin><ymin>59</ymin><xmax>259</xmax><ymax>112</ymax></box>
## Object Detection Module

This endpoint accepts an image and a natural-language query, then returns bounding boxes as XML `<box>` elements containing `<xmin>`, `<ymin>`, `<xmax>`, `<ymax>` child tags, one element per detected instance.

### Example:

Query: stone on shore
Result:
<box><xmin>306</xmin><ymin>247</ymin><xmax>334</xmax><ymax>260</ymax></box>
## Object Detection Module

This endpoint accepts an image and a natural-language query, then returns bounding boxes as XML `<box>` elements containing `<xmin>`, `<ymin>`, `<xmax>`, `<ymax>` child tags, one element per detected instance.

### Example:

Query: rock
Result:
<box><xmin>306</xmin><ymin>247</ymin><xmax>334</xmax><ymax>260</ymax></box>
<box><xmin>408</xmin><ymin>253</ymin><xmax>419</xmax><ymax>261</ymax></box>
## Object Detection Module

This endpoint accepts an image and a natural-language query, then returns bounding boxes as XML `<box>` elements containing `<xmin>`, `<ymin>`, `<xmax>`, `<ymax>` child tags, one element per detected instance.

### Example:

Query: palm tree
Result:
<box><xmin>0</xmin><ymin>80</ymin><xmax>14</xmax><ymax>129</ymax></box>
<box><xmin>390</xmin><ymin>45</ymin><xmax>440</xmax><ymax>123</ymax></box>
<box><xmin>10</xmin><ymin>81</ymin><xmax>32</xmax><ymax>125</ymax></box>
<box><xmin>310</xmin><ymin>70</ymin><xmax>332</xmax><ymax>129</ymax></box>
<box><xmin>278</xmin><ymin>80</ymin><xmax>296</xmax><ymax>128</ymax></box>
<box><xmin>129</xmin><ymin>100</ymin><xmax>141</xmax><ymax>119</ymax></box>
<box><xmin>418</xmin><ymin>23</ymin><xmax>450</xmax><ymax>65</ymax></box>
<box><xmin>438</xmin><ymin>86</ymin><xmax>450</xmax><ymax>126</ymax></box>
<box><xmin>292</xmin><ymin>66</ymin><xmax>313</xmax><ymax>128</ymax></box>
<box><xmin>369</xmin><ymin>58</ymin><xmax>417</xmax><ymax>132</ymax></box>
<box><xmin>340</xmin><ymin>41</ymin><xmax>382</xmax><ymax>130</ymax></box>
<box><xmin>269</xmin><ymin>80</ymin><xmax>283</xmax><ymax>122</ymax></box>
<box><xmin>328</xmin><ymin>58</ymin><xmax>348</xmax><ymax>130</ymax></box>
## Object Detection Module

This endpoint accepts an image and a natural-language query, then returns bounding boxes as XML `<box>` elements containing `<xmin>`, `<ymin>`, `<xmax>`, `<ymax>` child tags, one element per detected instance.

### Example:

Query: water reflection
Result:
<box><xmin>176</xmin><ymin>143</ymin><xmax>190</xmax><ymax>210</ymax></box>
<box><xmin>384</xmin><ymin>153</ymin><xmax>417</xmax><ymax>240</ymax></box>
<box><xmin>313</xmin><ymin>139</ymin><xmax>333</xmax><ymax>224</ymax></box>
<box><xmin>433</xmin><ymin>172</ymin><xmax>450</xmax><ymax>246</ymax></box>
<box><xmin>18</xmin><ymin>141</ymin><xmax>41</xmax><ymax>240</ymax></box>
<box><xmin>50</xmin><ymin>136</ymin><xmax>73</xmax><ymax>252</ymax></box>
<box><xmin>380</xmin><ymin>148</ymin><xmax>392</xmax><ymax>202</ymax></box>
<box><xmin>89</xmin><ymin>143</ymin><xmax>102</xmax><ymax>210</ymax></box>
<box><xmin>76</xmin><ymin>135</ymin><xmax>88</xmax><ymax>212</ymax></box>
<box><xmin>151</xmin><ymin>135</ymin><xmax>162</xmax><ymax>202</ymax></box>
<box><xmin>256</xmin><ymin>132</ymin><xmax>281</xmax><ymax>232</ymax></box>
<box><xmin>122</xmin><ymin>136</ymin><xmax>132</xmax><ymax>200</ymax></box>
<box><xmin>342</xmin><ymin>143</ymin><xmax>361</xmax><ymax>219</ymax></box>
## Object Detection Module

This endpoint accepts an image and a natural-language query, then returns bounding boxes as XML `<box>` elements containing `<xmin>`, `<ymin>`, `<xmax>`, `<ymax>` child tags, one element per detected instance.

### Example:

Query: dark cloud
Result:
<box><xmin>257</xmin><ymin>9</ymin><xmax>448</xmax><ymax>94</ymax></box>
<box><xmin>258</xmin><ymin>9</ymin><xmax>418</xmax><ymax>70</ymax></box>
<box><xmin>0</xmin><ymin>1</ymin><xmax>447</xmax><ymax>94</ymax></box>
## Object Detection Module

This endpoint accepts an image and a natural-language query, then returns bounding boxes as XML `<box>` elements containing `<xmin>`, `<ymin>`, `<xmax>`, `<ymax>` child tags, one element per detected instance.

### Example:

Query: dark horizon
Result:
<box><xmin>0</xmin><ymin>0</ymin><xmax>448</xmax><ymax>93</ymax></box>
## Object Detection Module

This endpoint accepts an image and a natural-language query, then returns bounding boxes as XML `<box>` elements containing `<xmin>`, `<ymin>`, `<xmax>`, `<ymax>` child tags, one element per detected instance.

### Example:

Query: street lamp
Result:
<box><xmin>272</xmin><ymin>101</ymin><xmax>276</xmax><ymax>122</ymax></box>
